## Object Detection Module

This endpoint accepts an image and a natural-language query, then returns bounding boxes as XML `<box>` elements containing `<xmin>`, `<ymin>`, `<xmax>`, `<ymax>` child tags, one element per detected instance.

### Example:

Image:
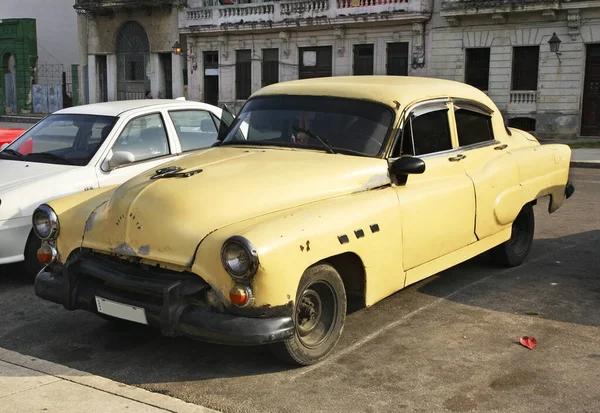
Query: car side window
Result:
<box><xmin>168</xmin><ymin>110</ymin><xmax>219</xmax><ymax>152</ymax></box>
<box><xmin>455</xmin><ymin>108</ymin><xmax>494</xmax><ymax>146</ymax></box>
<box><xmin>401</xmin><ymin>108</ymin><xmax>452</xmax><ymax>156</ymax></box>
<box><xmin>112</xmin><ymin>113</ymin><xmax>170</xmax><ymax>163</ymax></box>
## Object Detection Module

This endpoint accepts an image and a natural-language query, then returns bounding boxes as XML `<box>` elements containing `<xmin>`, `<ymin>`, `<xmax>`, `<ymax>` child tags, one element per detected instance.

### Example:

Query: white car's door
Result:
<box><xmin>96</xmin><ymin>111</ymin><xmax>180</xmax><ymax>187</ymax></box>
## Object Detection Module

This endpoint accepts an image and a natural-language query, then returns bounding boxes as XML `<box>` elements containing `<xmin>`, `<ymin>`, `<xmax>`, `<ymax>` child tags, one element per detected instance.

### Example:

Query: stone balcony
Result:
<box><xmin>507</xmin><ymin>90</ymin><xmax>539</xmax><ymax>114</ymax></box>
<box><xmin>440</xmin><ymin>1</ymin><xmax>600</xmax><ymax>27</ymax></box>
<box><xmin>180</xmin><ymin>0</ymin><xmax>431</xmax><ymax>33</ymax></box>
<box><xmin>74</xmin><ymin>0</ymin><xmax>185</xmax><ymax>15</ymax></box>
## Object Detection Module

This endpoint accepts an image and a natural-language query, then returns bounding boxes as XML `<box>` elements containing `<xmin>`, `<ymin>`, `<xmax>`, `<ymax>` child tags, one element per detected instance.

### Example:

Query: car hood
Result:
<box><xmin>0</xmin><ymin>160</ymin><xmax>76</xmax><ymax>193</ymax></box>
<box><xmin>0</xmin><ymin>160</ymin><xmax>79</xmax><ymax>219</ymax></box>
<box><xmin>83</xmin><ymin>146</ymin><xmax>391</xmax><ymax>267</ymax></box>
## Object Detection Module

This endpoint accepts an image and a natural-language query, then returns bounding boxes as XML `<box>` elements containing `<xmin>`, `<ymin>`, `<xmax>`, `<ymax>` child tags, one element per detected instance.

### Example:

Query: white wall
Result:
<box><xmin>0</xmin><ymin>0</ymin><xmax>78</xmax><ymax>67</ymax></box>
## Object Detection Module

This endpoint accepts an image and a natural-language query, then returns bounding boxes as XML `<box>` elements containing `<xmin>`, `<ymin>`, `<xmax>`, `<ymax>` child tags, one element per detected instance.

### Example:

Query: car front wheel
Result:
<box><xmin>492</xmin><ymin>203</ymin><xmax>535</xmax><ymax>267</ymax></box>
<box><xmin>269</xmin><ymin>263</ymin><xmax>346</xmax><ymax>366</ymax></box>
<box><xmin>23</xmin><ymin>231</ymin><xmax>44</xmax><ymax>283</ymax></box>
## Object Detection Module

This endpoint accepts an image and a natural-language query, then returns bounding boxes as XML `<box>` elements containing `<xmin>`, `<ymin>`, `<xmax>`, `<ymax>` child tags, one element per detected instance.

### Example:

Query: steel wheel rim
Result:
<box><xmin>296</xmin><ymin>281</ymin><xmax>337</xmax><ymax>349</ymax></box>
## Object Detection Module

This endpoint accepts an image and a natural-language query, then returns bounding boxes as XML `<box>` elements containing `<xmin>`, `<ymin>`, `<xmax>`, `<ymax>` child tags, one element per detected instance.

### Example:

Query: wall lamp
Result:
<box><xmin>548</xmin><ymin>33</ymin><xmax>562</xmax><ymax>63</ymax></box>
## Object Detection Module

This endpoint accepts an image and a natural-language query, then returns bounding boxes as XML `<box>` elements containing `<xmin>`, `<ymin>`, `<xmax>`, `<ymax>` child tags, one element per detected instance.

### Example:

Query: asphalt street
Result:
<box><xmin>1</xmin><ymin>168</ymin><xmax>599</xmax><ymax>413</ymax></box>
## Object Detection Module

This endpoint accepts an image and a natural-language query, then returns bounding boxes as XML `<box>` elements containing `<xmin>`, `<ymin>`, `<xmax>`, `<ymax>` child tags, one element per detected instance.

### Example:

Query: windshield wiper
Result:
<box><xmin>292</xmin><ymin>126</ymin><xmax>336</xmax><ymax>154</ymax></box>
<box><xmin>25</xmin><ymin>152</ymin><xmax>77</xmax><ymax>165</ymax></box>
<box><xmin>0</xmin><ymin>148</ymin><xmax>24</xmax><ymax>159</ymax></box>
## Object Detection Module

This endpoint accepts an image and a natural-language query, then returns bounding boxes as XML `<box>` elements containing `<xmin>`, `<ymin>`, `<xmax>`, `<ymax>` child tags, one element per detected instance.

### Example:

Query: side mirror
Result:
<box><xmin>108</xmin><ymin>151</ymin><xmax>134</xmax><ymax>169</ymax></box>
<box><xmin>390</xmin><ymin>156</ymin><xmax>425</xmax><ymax>180</ymax></box>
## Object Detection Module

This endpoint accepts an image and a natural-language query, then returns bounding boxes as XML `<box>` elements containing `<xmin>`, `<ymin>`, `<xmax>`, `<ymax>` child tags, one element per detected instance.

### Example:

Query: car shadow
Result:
<box><xmin>414</xmin><ymin>229</ymin><xmax>600</xmax><ymax>328</ymax></box>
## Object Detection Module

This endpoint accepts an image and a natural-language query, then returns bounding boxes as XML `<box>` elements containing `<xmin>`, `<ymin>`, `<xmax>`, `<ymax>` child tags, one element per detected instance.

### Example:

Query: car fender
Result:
<box><xmin>193</xmin><ymin>187</ymin><xmax>404</xmax><ymax>308</ymax></box>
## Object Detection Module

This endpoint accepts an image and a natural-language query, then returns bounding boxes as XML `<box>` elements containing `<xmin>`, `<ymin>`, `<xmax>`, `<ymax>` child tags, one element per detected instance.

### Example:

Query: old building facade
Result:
<box><xmin>432</xmin><ymin>0</ymin><xmax>600</xmax><ymax>139</ymax></box>
<box><xmin>75</xmin><ymin>0</ymin><xmax>185</xmax><ymax>103</ymax></box>
<box><xmin>179</xmin><ymin>0</ymin><xmax>433</xmax><ymax>113</ymax></box>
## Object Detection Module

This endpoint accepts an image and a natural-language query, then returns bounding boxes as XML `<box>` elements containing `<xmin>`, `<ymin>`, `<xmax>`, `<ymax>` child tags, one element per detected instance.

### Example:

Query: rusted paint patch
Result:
<box><xmin>306</xmin><ymin>240</ymin><xmax>310</xmax><ymax>251</ymax></box>
<box><xmin>359</xmin><ymin>173</ymin><xmax>391</xmax><ymax>192</ymax></box>
<box><xmin>299</xmin><ymin>244</ymin><xmax>305</xmax><ymax>252</ymax></box>
<box><xmin>110</xmin><ymin>243</ymin><xmax>136</xmax><ymax>256</ymax></box>
<box><xmin>137</xmin><ymin>245</ymin><xmax>150</xmax><ymax>255</ymax></box>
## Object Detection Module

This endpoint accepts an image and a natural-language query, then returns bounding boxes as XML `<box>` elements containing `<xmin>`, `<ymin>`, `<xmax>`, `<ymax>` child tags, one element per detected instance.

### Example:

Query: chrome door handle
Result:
<box><xmin>494</xmin><ymin>144</ymin><xmax>508</xmax><ymax>150</ymax></box>
<box><xmin>449</xmin><ymin>154</ymin><xmax>466</xmax><ymax>162</ymax></box>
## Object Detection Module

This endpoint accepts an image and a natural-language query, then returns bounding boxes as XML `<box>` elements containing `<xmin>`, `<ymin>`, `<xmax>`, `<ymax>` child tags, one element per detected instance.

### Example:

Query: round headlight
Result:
<box><xmin>32</xmin><ymin>204</ymin><xmax>59</xmax><ymax>240</ymax></box>
<box><xmin>220</xmin><ymin>236</ymin><xmax>259</xmax><ymax>280</ymax></box>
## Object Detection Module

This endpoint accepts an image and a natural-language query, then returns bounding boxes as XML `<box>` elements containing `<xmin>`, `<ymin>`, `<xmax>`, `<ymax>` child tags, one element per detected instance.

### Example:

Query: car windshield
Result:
<box><xmin>220</xmin><ymin>96</ymin><xmax>395</xmax><ymax>157</ymax></box>
<box><xmin>0</xmin><ymin>114</ymin><xmax>117</xmax><ymax>166</ymax></box>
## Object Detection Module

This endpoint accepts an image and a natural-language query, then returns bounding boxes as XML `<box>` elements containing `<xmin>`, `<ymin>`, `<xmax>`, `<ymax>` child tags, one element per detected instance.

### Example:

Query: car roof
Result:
<box><xmin>251</xmin><ymin>76</ymin><xmax>497</xmax><ymax>111</ymax></box>
<box><xmin>54</xmin><ymin>99</ymin><xmax>218</xmax><ymax>117</ymax></box>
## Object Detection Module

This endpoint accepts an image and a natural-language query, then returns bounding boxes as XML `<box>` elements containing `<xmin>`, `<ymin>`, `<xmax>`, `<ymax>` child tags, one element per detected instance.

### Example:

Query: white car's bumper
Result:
<box><xmin>0</xmin><ymin>217</ymin><xmax>31</xmax><ymax>265</ymax></box>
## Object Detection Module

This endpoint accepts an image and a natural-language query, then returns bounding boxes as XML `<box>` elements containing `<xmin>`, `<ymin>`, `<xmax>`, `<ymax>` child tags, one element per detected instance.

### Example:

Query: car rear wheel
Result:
<box><xmin>23</xmin><ymin>231</ymin><xmax>43</xmax><ymax>283</ymax></box>
<box><xmin>269</xmin><ymin>263</ymin><xmax>346</xmax><ymax>366</ymax></box>
<box><xmin>491</xmin><ymin>203</ymin><xmax>535</xmax><ymax>267</ymax></box>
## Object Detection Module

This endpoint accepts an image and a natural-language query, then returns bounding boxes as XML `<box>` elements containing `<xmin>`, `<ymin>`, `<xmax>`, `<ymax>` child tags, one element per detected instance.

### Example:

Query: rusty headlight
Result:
<box><xmin>220</xmin><ymin>236</ymin><xmax>259</xmax><ymax>281</ymax></box>
<box><xmin>32</xmin><ymin>204</ymin><xmax>59</xmax><ymax>240</ymax></box>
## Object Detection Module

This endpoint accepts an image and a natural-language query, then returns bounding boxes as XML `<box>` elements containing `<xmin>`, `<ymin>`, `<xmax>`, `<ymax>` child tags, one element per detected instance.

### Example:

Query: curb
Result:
<box><xmin>0</xmin><ymin>115</ymin><xmax>45</xmax><ymax>124</ymax></box>
<box><xmin>0</xmin><ymin>348</ymin><xmax>220</xmax><ymax>413</ymax></box>
<box><xmin>570</xmin><ymin>161</ymin><xmax>600</xmax><ymax>169</ymax></box>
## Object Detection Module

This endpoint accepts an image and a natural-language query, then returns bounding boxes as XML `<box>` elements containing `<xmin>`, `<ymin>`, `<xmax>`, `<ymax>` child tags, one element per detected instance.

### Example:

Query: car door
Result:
<box><xmin>96</xmin><ymin>111</ymin><xmax>178</xmax><ymax>187</ymax></box>
<box><xmin>449</xmin><ymin>99</ymin><xmax>521</xmax><ymax>240</ymax></box>
<box><xmin>390</xmin><ymin>99</ymin><xmax>477</xmax><ymax>284</ymax></box>
<box><xmin>167</xmin><ymin>109</ymin><xmax>220</xmax><ymax>152</ymax></box>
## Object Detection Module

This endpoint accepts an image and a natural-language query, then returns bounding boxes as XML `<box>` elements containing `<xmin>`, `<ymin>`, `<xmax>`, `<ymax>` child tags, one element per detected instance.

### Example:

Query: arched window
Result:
<box><xmin>116</xmin><ymin>21</ymin><xmax>150</xmax><ymax>100</ymax></box>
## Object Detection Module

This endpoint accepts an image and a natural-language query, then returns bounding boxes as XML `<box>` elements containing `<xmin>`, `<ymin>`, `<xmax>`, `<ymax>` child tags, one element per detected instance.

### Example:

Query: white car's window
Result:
<box><xmin>0</xmin><ymin>114</ymin><xmax>117</xmax><ymax>166</ymax></box>
<box><xmin>403</xmin><ymin>109</ymin><xmax>453</xmax><ymax>156</ymax></box>
<box><xmin>168</xmin><ymin>110</ymin><xmax>219</xmax><ymax>152</ymax></box>
<box><xmin>112</xmin><ymin>113</ymin><xmax>170</xmax><ymax>163</ymax></box>
<box><xmin>220</xmin><ymin>96</ymin><xmax>394</xmax><ymax>157</ymax></box>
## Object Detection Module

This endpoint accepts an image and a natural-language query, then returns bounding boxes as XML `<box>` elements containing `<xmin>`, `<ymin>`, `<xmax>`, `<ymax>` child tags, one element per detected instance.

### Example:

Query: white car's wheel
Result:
<box><xmin>23</xmin><ymin>231</ymin><xmax>43</xmax><ymax>283</ymax></box>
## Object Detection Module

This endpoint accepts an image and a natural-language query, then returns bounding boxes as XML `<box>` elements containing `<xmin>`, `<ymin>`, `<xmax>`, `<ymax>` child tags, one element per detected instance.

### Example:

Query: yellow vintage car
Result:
<box><xmin>32</xmin><ymin>76</ymin><xmax>574</xmax><ymax>365</ymax></box>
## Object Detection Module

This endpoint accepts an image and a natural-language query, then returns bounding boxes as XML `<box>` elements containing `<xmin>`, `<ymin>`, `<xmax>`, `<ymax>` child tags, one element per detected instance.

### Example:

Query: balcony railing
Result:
<box><xmin>182</xmin><ymin>0</ymin><xmax>426</xmax><ymax>30</ymax></box>
<box><xmin>75</xmin><ymin>0</ymin><xmax>184</xmax><ymax>13</ymax></box>
<box><xmin>510</xmin><ymin>91</ymin><xmax>538</xmax><ymax>104</ymax></box>
<box><xmin>441</xmin><ymin>0</ymin><xmax>561</xmax><ymax>15</ymax></box>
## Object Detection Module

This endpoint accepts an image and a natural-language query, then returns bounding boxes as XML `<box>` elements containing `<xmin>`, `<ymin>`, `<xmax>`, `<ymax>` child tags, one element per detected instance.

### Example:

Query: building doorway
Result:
<box><xmin>159</xmin><ymin>53</ymin><xmax>173</xmax><ymax>99</ymax></box>
<box><xmin>353</xmin><ymin>44</ymin><xmax>374</xmax><ymax>75</ymax></box>
<box><xmin>116</xmin><ymin>21</ymin><xmax>150</xmax><ymax>100</ymax></box>
<box><xmin>203</xmin><ymin>51</ymin><xmax>219</xmax><ymax>106</ymax></box>
<box><xmin>581</xmin><ymin>44</ymin><xmax>600</xmax><ymax>136</ymax></box>
<box><xmin>97</xmin><ymin>55</ymin><xmax>108</xmax><ymax>102</ymax></box>
<box><xmin>299</xmin><ymin>46</ymin><xmax>332</xmax><ymax>79</ymax></box>
<box><xmin>2</xmin><ymin>53</ymin><xmax>17</xmax><ymax>113</ymax></box>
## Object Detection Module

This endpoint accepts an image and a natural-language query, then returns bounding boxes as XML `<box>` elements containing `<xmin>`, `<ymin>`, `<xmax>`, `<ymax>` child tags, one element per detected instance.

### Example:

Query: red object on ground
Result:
<box><xmin>520</xmin><ymin>336</ymin><xmax>537</xmax><ymax>349</ymax></box>
<box><xmin>0</xmin><ymin>128</ymin><xmax>26</xmax><ymax>146</ymax></box>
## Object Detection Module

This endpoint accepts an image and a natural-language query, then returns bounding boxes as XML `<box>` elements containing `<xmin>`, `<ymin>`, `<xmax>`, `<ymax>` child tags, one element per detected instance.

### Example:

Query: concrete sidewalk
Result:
<box><xmin>570</xmin><ymin>148</ymin><xmax>600</xmax><ymax>169</ymax></box>
<box><xmin>0</xmin><ymin>348</ymin><xmax>219</xmax><ymax>413</ymax></box>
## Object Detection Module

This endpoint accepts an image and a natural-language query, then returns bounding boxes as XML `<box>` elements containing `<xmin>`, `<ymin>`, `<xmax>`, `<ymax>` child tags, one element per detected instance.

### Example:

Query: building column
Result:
<box><xmin>107</xmin><ymin>54</ymin><xmax>118</xmax><ymax>101</ymax></box>
<box><xmin>87</xmin><ymin>55</ymin><xmax>98</xmax><ymax>104</ymax></box>
<box><xmin>150</xmin><ymin>53</ymin><xmax>164</xmax><ymax>99</ymax></box>
<box><xmin>77</xmin><ymin>15</ymin><xmax>88</xmax><ymax>105</ymax></box>
<box><xmin>172</xmin><ymin>53</ymin><xmax>184</xmax><ymax>99</ymax></box>
<box><xmin>187</xmin><ymin>43</ymin><xmax>202</xmax><ymax>102</ymax></box>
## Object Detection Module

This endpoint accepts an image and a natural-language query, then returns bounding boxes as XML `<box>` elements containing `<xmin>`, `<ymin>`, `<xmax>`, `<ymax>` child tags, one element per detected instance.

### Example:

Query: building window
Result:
<box><xmin>508</xmin><ymin>117</ymin><xmax>537</xmax><ymax>132</ymax></box>
<box><xmin>299</xmin><ymin>46</ymin><xmax>332</xmax><ymax>79</ymax></box>
<box><xmin>353</xmin><ymin>44</ymin><xmax>374</xmax><ymax>75</ymax></box>
<box><xmin>512</xmin><ymin>46</ymin><xmax>540</xmax><ymax>91</ymax></box>
<box><xmin>236</xmin><ymin>49</ymin><xmax>251</xmax><ymax>100</ymax></box>
<box><xmin>387</xmin><ymin>42</ymin><xmax>409</xmax><ymax>76</ymax></box>
<box><xmin>262</xmin><ymin>48</ymin><xmax>279</xmax><ymax>87</ymax></box>
<box><xmin>465</xmin><ymin>48</ymin><xmax>490</xmax><ymax>91</ymax></box>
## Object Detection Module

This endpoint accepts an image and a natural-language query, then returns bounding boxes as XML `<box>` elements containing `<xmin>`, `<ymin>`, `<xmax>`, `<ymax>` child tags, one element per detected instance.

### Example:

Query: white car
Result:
<box><xmin>0</xmin><ymin>99</ymin><xmax>227</xmax><ymax>279</ymax></box>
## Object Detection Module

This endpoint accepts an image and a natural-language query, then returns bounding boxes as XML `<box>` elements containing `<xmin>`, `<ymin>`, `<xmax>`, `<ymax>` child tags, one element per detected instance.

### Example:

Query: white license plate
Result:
<box><xmin>95</xmin><ymin>296</ymin><xmax>148</xmax><ymax>325</ymax></box>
